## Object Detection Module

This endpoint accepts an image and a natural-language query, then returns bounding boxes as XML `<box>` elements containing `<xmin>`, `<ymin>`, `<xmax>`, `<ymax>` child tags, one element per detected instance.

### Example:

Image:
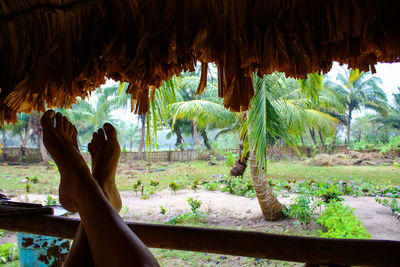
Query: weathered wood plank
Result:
<box><xmin>0</xmin><ymin>214</ymin><xmax>398</xmax><ymax>266</ymax></box>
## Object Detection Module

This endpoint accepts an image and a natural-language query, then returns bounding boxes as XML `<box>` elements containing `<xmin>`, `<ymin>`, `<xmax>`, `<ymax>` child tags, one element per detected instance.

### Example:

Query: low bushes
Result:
<box><xmin>317</xmin><ymin>200</ymin><xmax>371</xmax><ymax>239</ymax></box>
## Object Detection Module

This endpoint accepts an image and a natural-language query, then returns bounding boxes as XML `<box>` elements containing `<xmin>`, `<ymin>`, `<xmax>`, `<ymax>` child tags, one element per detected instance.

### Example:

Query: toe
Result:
<box><xmin>72</xmin><ymin>127</ymin><xmax>79</xmax><ymax>148</ymax></box>
<box><xmin>92</xmin><ymin>132</ymin><xmax>99</xmax><ymax>147</ymax></box>
<box><xmin>63</xmin><ymin>117</ymin><xmax>70</xmax><ymax>133</ymax></box>
<box><xmin>97</xmin><ymin>128</ymin><xmax>106</xmax><ymax>142</ymax></box>
<box><xmin>55</xmin><ymin>113</ymin><xmax>63</xmax><ymax>132</ymax></box>
<box><xmin>104</xmin><ymin>123</ymin><xmax>117</xmax><ymax>139</ymax></box>
<box><xmin>41</xmin><ymin>110</ymin><xmax>55</xmax><ymax>129</ymax></box>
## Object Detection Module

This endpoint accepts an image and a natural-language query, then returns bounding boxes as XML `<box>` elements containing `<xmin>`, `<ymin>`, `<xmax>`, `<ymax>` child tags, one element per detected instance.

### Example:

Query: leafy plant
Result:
<box><xmin>150</xmin><ymin>180</ymin><xmax>160</xmax><ymax>187</ymax></box>
<box><xmin>46</xmin><ymin>195</ymin><xmax>58</xmax><ymax>206</ymax></box>
<box><xmin>316</xmin><ymin>182</ymin><xmax>344</xmax><ymax>203</ymax></box>
<box><xmin>0</xmin><ymin>243</ymin><xmax>19</xmax><ymax>264</ymax></box>
<box><xmin>283</xmin><ymin>192</ymin><xmax>319</xmax><ymax>225</ymax></box>
<box><xmin>169</xmin><ymin>182</ymin><xmax>179</xmax><ymax>193</ymax></box>
<box><xmin>120</xmin><ymin>205</ymin><xmax>130</xmax><ymax>216</ymax></box>
<box><xmin>160</xmin><ymin>206</ymin><xmax>167</xmax><ymax>215</ymax></box>
<box><xmin>203</xmin><ymin>181</ymin><xmax>220</xmax><ymax>191</ymax></box>
<box><xmin>30</xmin><ymin>176</ymin><xmax>39</xmax><ymax>184</ymax></box>
<box><xmin>317</xmin><ymin>200</ymin><xmax>371</xmax><ymax>239</ymax></box>
<box><xmin>25</xmin><ymin>177</ymin><xmax>31</xmax><ymax>193</ymax></box>
<box><xmin>222</xmin><ymin>176</ymin><xmax>255</xmax><ymax>198</ymax></box>
<box><xmin>187</xmin><ymin>197</ymin><xmax>202</xmax><ymax>213</ymax></box>
<box><xmin>225</xmin><ymin>151</ymin><xmax>238</xmax><ymax>167</ymax></box>
<box><xmin>375</xmin><ymin>197</ymin><xmax>400</xmax><ymax>213</ymax></box>
<box><xmin>165</xmin><ymin>197</ymin><xmax>205</xmax><ymax>224</ymax></box>
<box><xmin>133</xmin><ymin>180</ymin><xmax>143</xmax><ymax>195</ymax></box>
<box><xmin>49</xmin><ymin>161</ymin><xmax>59</xmax><ymax>172</ymax></box>
<box><xmin>191</xmin><ymin>179</ymin><xmax>200</xmax><ymax>192</ymax></box>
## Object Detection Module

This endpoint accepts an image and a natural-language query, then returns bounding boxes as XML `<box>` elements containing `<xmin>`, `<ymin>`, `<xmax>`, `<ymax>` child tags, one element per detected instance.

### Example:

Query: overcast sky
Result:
<box><xmin>328</xmin><ymin>61</ymin><xmax>400</xmax><ymax>104</ymax></box>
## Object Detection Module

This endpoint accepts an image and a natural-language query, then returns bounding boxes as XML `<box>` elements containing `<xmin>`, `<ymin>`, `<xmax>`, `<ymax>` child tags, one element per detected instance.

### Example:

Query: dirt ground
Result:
<box><xmin>2</xmin><ymin>190</ymin><xmax>399</xmax><ymax>245</ymax></box>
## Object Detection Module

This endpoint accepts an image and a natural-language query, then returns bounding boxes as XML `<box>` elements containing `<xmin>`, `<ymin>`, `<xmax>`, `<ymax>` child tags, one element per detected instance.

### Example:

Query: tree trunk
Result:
<box><xmin>200</xmin><ymin>130</ymin><xmax>212</xmax><ymax>150</ymax></box>
<box><xmin>192</xmin><ymin>120</ymin><xmax>200</xmax><ymax>148</ymax></box>
<box><xmin>173</xmin><ymin>126</ymin><xmax>184</xmax><ymax>150</ymax></box>
<box><xmin>249</xmin><ymin>151</ymin><xmax>283</xmax><ymax>220</ymax></box>
<box><xmin>134</xmin><ymin>115</ymin><xmax>146</xmax><ymax>160</ymax></box>
<box><xmin>318</xmin><ymin>129</ymin><xmax>326</xmax><ymax>153</ymax></box>
<box><xmin>1</xmin><ymin>128</ymin><xmax>7</xmax><ymax>161</ymax></box>
<box><xmin>38</xmin><ymin>130</ymin><xmax>50</xmax><ymax>163</ymax></box>
<box><xmin>21</xmin><ymin>116</ymin><xmax>32</xmax><ymax>162</ymax></box>
<box><xmin>229</xmin><ymin>143</ymin><xmax>249</xmax><ymax>177</ymax></box>
<box><xmin>308</xmin><ymin>128</ymin><xmax>318</xmax><ymax>146</ymax></box>
<box><xmin>300</xmin><ymin>136</ymin><xmax>305</xmax><ymax>146</ymax></box>
<box><xmin>346</xmin><ymin>110</ymin><xmax>352</xmax><ymax>145</ymax></box>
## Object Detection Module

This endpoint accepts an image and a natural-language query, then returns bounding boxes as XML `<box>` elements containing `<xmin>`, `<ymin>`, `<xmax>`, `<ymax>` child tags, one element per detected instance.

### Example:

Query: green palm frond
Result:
<box><xmin>171</xmin><ymin>100</ymin><xmax>237</xmax><ymax>130</ymax></box>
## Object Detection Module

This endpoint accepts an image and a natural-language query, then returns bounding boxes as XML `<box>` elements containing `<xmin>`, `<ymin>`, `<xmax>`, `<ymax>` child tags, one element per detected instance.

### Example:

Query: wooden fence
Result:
<box><xmin>0</xmin><ymin>214</ymin><xmax>398</xmax><ymax>266</ymax></box>
<box><xmin>1</xmin><ymin>146</ymin><xmax>399</xmax><ymax>163</ymax></box>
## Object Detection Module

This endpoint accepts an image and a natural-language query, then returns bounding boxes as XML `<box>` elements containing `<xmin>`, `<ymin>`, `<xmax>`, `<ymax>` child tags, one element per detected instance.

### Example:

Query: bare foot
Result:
<box><xmin>41</xmin><ymin>110</ymin><xmax>94</xmax><ymax>212</ymax></box>
<box><xmin>88</xmin><ymin>123</ymin><xmax>122</xmax><ymax>212</ymax></box>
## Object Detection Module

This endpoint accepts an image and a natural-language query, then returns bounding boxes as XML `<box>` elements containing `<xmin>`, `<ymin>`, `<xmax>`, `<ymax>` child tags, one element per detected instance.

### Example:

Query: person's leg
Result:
<box><xmin>41</xmin><ymin>110</ymin><xmax>159</xmax><ymax>267</ymax></box>
<box><xmin>64</xmin><ymin>124</ymin><xmax>123</xmax><ymax>266</ymax></box>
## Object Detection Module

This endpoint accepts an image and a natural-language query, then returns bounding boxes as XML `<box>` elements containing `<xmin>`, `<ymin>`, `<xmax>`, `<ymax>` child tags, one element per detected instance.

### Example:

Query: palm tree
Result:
<box><xmin>62</xmin><ymin>83</ymin><xmax>130</xmax><ymax>145</ymax></box>
<box><xmin>171</xmin><ymin>72</ymin><xmax>339</xmax><ymax>220</ymax></box>
<box><xmin>326</xmin><ymin>67</ymin><xmax>388</xmax><ymax>144</ymax></box>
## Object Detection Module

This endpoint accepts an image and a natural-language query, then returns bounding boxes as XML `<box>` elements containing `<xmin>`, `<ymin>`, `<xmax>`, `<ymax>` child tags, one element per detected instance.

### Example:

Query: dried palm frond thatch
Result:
<box><xmin>1</xmin><ymin>0</ymin><xmax>400</xmax><ymax>123</ymax></box>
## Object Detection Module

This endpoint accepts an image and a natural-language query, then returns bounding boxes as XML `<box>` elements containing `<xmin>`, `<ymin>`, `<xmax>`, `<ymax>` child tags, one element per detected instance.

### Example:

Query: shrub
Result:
<box><xmin>204</xmin><ymin>181</ymin><xmax>220</xmax><ymax>191</ymax></box>
<box><xmin>169</xmin><ymin>182</ymin><xmax>179</xmax><ymax>193</ymax></box>
<box><xmin>225</xmin><ymin>151</ymin><xmax>238</xmax><ymax>167</ymax></box>
<box><xmin>160</xmin><ymin>206</ymin><xmax>167</xmax><ymax>215</ymax></box>
<box><xmin>30</xmin><ymin>176</ymin><xmax>39</xmax><ymax>184</ymax></box>
<box><xmin>222</xmin><ymin>176</ymin><xmax>255</xmax><ymax>198</ymax></box>
<box><xmin>187</xmin><ymin>197</ymin><xmax>202</xmax><ymax>213</ymax></box>
<box><xmin>150</xmin><ymin>180</ymin><xmax>159</xmax><ymax>187</ymax></box>
<box><xmin>191</xmin><ymin>179</ymin><xmax>200</xmax><ymax>192</ymax></box>
<box><xmin>317</xmin><ymin>200</ymin><xmax>371</xmax><ymax>239</ymax></box>
<box><xmin>46</xmin><ymin>195</ymin><xmax>58</xmax><ymax>206</ymax></box>
<box><xmin>283</xmin><ymin>192</ymin><xmax>318</xmax><ymax>225</ymax></box>
<box><xmin>316</xmin><ymin>182</ymin><xmax>344</xmax><ymax>203</ymax></box>
<box><xmin>0</xmin><ymin>243</ymin><xmax>19</xmax><ymax>264</ymax></box>
<box><xmin>165</xmin><ymin>198</ymin><xmax>205</xmax><ymax>225</ymax></box>
<box><xmin>133</xmin><ymin>180</ymin><xmax>143</xmax><ymax>195</ymax></box>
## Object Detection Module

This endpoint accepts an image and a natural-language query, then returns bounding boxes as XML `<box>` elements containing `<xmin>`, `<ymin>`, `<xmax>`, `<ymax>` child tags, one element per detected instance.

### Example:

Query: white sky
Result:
<box><xmin>328</xmin><ymin>61</ymin><xmax>400</xmax><ymax>104</ymax></box>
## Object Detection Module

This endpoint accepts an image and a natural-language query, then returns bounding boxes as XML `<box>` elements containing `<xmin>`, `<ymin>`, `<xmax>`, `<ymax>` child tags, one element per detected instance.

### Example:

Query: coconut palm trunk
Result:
<box><xmin>229</xmin><ymin>143</ymin><xmax>249</xmax><ymax>177</ymax></box>
<box><xmin>134</xmin><ymin>114</ymin><xmax>146</xmax><ymax>160</ymax></box>
<box><xmin>192</xmin><ymin>119</ymin><xmax>200</xmax><ymax>147</ymax></box>
<box><xmin>38</xmin><ymin>130</ymin><xmax>50</xmax><ymax>163</ymax></box>
<box><xmin>249</xmin><ymin>151</ymin><xmax>283</xmax><ymax>220</ymax></box>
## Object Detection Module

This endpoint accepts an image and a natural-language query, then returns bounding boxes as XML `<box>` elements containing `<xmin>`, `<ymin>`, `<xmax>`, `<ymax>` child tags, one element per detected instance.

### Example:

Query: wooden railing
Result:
<box><xmin>0</xmin><ymin>214</ymin><xmax>398</xmax><ymax>266</ymax></box>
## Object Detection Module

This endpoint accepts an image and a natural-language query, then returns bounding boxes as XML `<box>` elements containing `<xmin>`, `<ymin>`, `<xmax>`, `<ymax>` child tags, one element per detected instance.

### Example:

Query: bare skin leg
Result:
<box><xmin>41</xmin><ymin>110</ymin><xmax>159</xmax><ymax>267</ymax></box>
<box><xmin>64</xmin><ymin>123</ymin><xmax>123</xmax><ymax>266</ymax></box>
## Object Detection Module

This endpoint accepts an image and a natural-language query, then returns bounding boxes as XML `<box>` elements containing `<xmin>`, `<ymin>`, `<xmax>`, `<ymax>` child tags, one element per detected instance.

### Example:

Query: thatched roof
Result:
<box><xmin>1</xmin><ymin>0</ymin><xmax>400</xmax><ymax>123</ymax></box>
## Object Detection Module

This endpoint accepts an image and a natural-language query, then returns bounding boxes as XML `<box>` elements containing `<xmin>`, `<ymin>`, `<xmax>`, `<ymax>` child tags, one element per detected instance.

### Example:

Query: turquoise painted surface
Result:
<box><xmin>17</xmin><ymin>233</ymin><xmax>70</xmax><ymax>267</ymax></box>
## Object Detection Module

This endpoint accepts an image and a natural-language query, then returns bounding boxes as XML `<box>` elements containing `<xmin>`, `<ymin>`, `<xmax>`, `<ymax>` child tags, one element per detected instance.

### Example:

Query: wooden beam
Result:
<box><xmin>0</xmin><ymin>214</ymin><xmax>398</xmax><ymax>266</ymax></box>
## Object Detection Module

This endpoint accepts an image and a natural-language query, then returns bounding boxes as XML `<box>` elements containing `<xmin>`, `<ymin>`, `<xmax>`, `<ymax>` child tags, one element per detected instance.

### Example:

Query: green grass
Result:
<box><xmin>1</xmin><ymin>160</ymin><xmax>399</xmax><ymax>195</ymax></box>
<box><xmin>151</xmin><ymin>248</ymin><xmax>302</xmax><ymax>266</ymax></box>
<box><xmin>267</xmin><ymin>161</ymin><xmax>400</xmax><ymax>184</ymax></box>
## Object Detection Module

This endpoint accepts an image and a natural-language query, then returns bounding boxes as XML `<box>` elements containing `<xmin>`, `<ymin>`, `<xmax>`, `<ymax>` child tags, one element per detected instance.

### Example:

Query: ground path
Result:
<box><xmin>343</xmin><ymin>196</ymin><xmax>400</xmax><ymax>240</ymax></box>
<box><xmin>3</xmin><ymin>190</ymin><xmax>399</xmax><ymax>244</ymax></box>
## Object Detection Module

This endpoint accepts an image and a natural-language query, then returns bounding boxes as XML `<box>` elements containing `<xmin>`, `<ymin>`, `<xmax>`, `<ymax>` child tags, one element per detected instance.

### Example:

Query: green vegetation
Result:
<box><xmin>165</xmin><ymin>197</ymin><xmax>205</xmax><ymax>225</ymax></box>
<box><xmin>375</xmin><ymin>197</ymin><xmax>400</xmax><ymax>213</ymax></box>
<box><xmin>0</xmin><ymin>243</ymin><xmax>19</xmax><ymax>264</ymax></box>
<box><xmin>317</xmin><ymin>201</ymin><xmax>371</xmax><ymax>239</ymax></box>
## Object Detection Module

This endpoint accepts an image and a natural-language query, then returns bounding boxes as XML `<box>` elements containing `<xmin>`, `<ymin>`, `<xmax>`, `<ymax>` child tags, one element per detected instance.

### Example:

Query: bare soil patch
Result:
<box><xmin>5</xmin><ymin>190</ymin><xmax>399</xmax><ymax>243</ymax></box>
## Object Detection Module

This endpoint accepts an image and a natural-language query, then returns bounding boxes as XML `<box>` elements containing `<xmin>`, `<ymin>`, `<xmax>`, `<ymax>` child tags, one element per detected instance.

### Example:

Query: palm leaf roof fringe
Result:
<box><xmin>1</xmin><ymin>0</ymin><xmax>400</xmax><ymax>123</ymax></box>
